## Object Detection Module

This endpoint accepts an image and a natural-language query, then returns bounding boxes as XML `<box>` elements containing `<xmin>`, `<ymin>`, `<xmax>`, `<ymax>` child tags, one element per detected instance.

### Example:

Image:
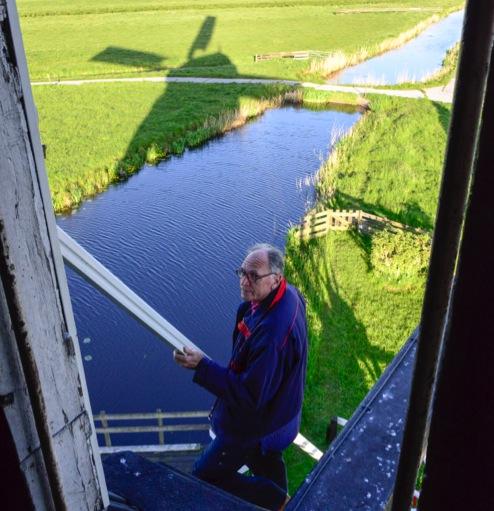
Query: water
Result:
<box><xmin>332</xmin><ymin>10</ymin><xmax>464</xmax><ymax>85</ymax></box>
<box><xmin>58</xmin><ymin>105</ymin><xmax>360</xmax><ymax>444</ymax></box>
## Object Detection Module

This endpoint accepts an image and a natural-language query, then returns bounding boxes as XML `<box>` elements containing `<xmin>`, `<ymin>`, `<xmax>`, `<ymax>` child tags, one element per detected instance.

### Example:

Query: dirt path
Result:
<box><xmin>31</xmin><ymin>76</ymin><xmax>454</xmax><ymax>103</ymax></box>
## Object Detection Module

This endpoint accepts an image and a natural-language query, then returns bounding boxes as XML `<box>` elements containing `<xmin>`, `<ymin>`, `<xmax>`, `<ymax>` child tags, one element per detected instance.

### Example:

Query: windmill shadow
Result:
<box><xmin>91</xmin><ymin>46</ymin><xmax>167</xmax><ymax>71</ymax></box>
<box><xmin>285</xmin><ymin>236</ymin><xmax>393</xmax><ymax>423</ymax></box>
<box><xmin>90</xmin><ymin>16</ymin><xmax>259</xmax><ymax>179</ymax></box>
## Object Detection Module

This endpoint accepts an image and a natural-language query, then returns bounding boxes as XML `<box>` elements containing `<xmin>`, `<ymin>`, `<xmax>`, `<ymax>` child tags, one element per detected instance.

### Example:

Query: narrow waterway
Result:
<box><xmin>58</xmin><ymin>105</ymin><xmax>360</xmax><ymax>444</ymax></box>
<box><xmin>331</xmin><ymin>10</ymin><xmax>464</xmax><ymax>85</ymax></box>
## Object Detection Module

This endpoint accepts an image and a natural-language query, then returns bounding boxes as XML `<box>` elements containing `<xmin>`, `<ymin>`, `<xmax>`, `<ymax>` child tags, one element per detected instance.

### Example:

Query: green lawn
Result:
<box><xmin>19</xmin><ymin>0</ymin><xmax>461</xmax><ymax>81</ymax></box>
<box><xmin>284</xmin><ymin>95</ymin><xmax>451</xmax><ymax>493</ymax></box>
<box><xmin>33</xmin><ymin>82</ymin><xmax>283</xmax><ymax>211</ymax></box>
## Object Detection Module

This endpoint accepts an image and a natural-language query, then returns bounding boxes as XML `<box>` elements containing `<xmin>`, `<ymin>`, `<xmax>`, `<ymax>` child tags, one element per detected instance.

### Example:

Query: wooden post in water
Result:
<box><xmin>100</xmin><ymin>411</ymin><xmax>112</xmax><ymax>447</ymax></box>
<box><xmin>157</xmin><ymin>408</ymin><xmax>165</xmax><ymax>445</ymax></box>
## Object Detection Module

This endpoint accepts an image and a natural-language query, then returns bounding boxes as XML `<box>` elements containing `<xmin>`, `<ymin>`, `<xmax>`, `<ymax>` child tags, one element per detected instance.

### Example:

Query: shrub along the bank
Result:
<box><xmin>371</xmin><ymin>230</ymin><xmax>431</xmax><ymax>281</ymax></box>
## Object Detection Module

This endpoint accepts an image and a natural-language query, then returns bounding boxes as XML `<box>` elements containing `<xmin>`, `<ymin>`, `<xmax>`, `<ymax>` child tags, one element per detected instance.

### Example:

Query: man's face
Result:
<box><xmin>239</xmin><ymin>250</ymin><xmax>280</xmax><ymax>302</ymax></box>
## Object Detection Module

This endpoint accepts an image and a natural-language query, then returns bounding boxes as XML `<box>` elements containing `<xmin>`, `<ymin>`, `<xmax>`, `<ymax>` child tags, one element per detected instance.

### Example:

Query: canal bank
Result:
<box><xmin>283</xmin><ymin>94</ymin><xmax>450</xmax><ymax>490</ymax></box>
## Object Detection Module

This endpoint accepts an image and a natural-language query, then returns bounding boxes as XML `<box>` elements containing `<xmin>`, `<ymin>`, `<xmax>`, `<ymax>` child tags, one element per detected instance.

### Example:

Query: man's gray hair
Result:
<box><xmin>247</xmin><ymin>243</ymin><xmax>284</xmax><ymax>275</ymax></box>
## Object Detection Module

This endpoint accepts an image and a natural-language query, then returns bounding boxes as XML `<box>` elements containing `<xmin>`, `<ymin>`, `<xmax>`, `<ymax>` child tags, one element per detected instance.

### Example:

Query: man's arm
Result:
<box><xmin>192</xmin><ymin>337</ymin><xmax>287</xmax><ymax>413</ymax></box>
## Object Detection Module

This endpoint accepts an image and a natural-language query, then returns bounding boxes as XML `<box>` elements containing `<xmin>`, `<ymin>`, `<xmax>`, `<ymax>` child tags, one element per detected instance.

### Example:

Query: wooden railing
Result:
<box><xmin>294</xmin><ymin>208</ymin><xmax>426</xmax><ymax>240</ymax></box>
<box><xmin>94</xmin><ymin>409</ymin><xmax>324</xmax><ymax>460</ymax></box>
<box><xmin>254</xmin><ymin>50</ymin><xmax>331</xmax><ymax>62</ymax></box>
<box><xmin>94</xmin><ymin>410</ymin><xmax>210</xmax><ymax>454</ymax></box>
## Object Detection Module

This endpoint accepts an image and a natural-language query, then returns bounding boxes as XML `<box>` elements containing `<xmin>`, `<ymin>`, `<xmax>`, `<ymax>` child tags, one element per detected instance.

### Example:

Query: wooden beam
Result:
<box><xmin>0</xmin><ymin>0</ymin><xmax>107</xmax><ymax>508</ymax></box>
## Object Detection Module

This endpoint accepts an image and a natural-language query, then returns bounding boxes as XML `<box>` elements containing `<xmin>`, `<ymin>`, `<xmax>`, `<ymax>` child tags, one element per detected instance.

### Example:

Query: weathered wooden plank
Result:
<box><xmin>0</xmin><ymin>285</ymin><xmax>54</xmax><ymax>510</ymax></box>
<box><xmin>0</xmin><ymin>1</ymin><xmax>106</xmax><ymax>507</ymax></box>
<box><xmin>297</xmin><ymin>222</ymin><xmax>328</xmax><ymax>232</ymax></box>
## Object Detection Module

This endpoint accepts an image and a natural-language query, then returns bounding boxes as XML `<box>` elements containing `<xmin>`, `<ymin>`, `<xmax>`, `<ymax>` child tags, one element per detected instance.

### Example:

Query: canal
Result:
<box><xmin>58</xmin><ymin>105</ymin><xmax>360</xmax><ymax>444</ymax></box>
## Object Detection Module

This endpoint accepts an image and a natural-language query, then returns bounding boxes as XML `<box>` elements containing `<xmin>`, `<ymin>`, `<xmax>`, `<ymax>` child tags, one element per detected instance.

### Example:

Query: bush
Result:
<box><xmin>371</xmin><ymin>230</ymin><xmax>431</xmax><ymax>280</ymax></box>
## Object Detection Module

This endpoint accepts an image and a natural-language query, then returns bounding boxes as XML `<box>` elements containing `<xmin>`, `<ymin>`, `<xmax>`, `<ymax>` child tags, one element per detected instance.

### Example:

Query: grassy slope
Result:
<box><xmin>19</xmin><ymin>1</ymin><xmax>460</xmax><ymax>81</ymax></box>
<box><xmin>284</xmin><ymin>95</ymin><xmax>451</xmax><ymax>493</ymax></box>
<box><xmin>319</xmin><ymin>95</ymin><xmax>450</xmax><ymax>228</ymax></box>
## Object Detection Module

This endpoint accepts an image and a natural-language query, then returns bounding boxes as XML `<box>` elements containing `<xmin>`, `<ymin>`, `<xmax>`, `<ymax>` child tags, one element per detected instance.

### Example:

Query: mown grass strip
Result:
<box><xmin>283</xmin><ymin>95</ymin><xmax>451</xmax><ymax>492</ymax></box>
<box><xmin>19</xmin><ymin>1</ymin><xmax>460</xmax><ymax>82</ymax></box>
<box><xmin>18</xmin><ymin>0</ymin><xmax>459</xmax><ymax>18</ymax></box>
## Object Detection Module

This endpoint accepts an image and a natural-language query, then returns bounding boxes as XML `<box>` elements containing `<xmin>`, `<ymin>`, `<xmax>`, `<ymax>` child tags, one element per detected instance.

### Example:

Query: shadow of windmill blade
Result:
<box><xmin>188</xmin><ymin>16</ymin><xmax>216</xmax><ymax>60</ymax></box>
<box><xmin>91</xmin><ymin>46</ymin><xmax>166</xmax><ymax>70</ymax></box>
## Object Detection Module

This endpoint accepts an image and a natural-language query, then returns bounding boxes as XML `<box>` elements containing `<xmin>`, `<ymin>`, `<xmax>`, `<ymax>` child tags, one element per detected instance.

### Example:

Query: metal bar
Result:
<box><xmin>57</xmin><ymin>227</ymin><xmax>199</xmax><ymax>352</ymax></box>
<box><xmin>93</xmin><ymin>411</ymin><xmax>210</xmax><ymax>421</ymax></box>
<box><xmin>391</xmin><ymin>2</ymin><xmax>494</xmax><ymax>509</ymax></box>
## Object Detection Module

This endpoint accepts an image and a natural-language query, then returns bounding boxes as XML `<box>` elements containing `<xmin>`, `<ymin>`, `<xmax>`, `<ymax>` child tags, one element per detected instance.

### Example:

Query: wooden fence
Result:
<box><xmin>294</xmin><ymin>209</ymin><xmax>426</xmax><ymax>240</ymax></box>
<box><xmin>254</xmin><ymin>50</ymin><xmax>331</xmax><ymax>62</ymax></box>
<box><xmin>94</xmin><ymin>409</ymin><xmax>210</xmax><ymax>454</ymax></box>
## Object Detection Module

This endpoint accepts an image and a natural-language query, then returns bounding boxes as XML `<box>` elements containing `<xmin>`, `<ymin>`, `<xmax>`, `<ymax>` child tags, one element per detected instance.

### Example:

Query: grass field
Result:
<box><xmin>283</xmin><ymin>95</ymin><xmax>451</xmax><ymax>492</ymax></box>
<box><xmin>19</xmin><ymin>0</ymin><xmax>461</xmax><ymax>82</ymax></box>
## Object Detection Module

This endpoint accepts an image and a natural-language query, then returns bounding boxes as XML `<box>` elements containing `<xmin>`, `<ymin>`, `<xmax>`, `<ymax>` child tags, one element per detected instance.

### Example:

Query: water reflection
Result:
<box><xmin>332</xmin><ymin>10</ymin><xmax>464</xmax><ymax>85</ymax></box>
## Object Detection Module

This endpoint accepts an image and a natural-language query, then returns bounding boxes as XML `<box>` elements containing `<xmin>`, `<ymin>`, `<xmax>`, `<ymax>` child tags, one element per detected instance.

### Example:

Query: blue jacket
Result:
<box><xmin>193</xmin><ymin>280</ymin><xmax>308</xmax><ymax>446</ymax></box>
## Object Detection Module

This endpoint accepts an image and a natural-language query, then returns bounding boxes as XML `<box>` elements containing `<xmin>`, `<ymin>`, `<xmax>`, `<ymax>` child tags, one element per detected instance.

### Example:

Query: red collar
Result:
<box><xmin>251</xmin><ymin>278</ymin><xmax>287</xmax><ymax>311</ymax></box>
<box><xmin>269</xmin><ymin>278</ymin><xmax>287</xmax><ymax>310</ymax></box>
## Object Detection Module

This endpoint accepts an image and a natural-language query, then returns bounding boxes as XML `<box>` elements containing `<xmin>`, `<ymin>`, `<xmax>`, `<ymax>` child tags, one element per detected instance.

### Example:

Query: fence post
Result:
<box><xmin>326</xmin><ymin>417</ymin><xmax>338</xmax><ymax>444</ymax></box>
<box><xmin>157</xmin><ymin>408</ymin><xmax>164</xmax><ymax>445</ymax></box>
<box><xmin>100</xmin><ymin>410</ymin><xmax>112</xmax><ymax>447</ymax></box>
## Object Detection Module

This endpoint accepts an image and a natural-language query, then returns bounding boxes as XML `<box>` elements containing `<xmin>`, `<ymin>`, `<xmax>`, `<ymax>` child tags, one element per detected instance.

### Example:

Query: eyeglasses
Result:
<box><xmin>235</xmin><ymin>267</ymin><xmax>276</xmax><ymax>283</ymax></box>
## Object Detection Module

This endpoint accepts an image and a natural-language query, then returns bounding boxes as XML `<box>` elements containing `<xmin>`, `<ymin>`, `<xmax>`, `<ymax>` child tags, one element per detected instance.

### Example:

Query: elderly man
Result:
<box><xmin>173</xmin><ymin>243</ymin><xmax>308</xmax><ymax>511</ymax></box>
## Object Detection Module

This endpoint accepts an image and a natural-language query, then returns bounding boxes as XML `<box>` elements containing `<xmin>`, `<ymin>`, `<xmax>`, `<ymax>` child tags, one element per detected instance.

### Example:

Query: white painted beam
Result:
<box><xmin>57</xmin><ymin>227</ymin><xmax>198</xmax><ymax>352</ymax></box>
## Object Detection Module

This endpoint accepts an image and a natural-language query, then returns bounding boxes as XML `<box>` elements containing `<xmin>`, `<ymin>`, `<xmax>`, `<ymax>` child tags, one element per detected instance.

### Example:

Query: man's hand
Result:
<box><xmin>173</xmin><ymin>346</ymin><xmax>205</xmax><ymax>369</ymax></box>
